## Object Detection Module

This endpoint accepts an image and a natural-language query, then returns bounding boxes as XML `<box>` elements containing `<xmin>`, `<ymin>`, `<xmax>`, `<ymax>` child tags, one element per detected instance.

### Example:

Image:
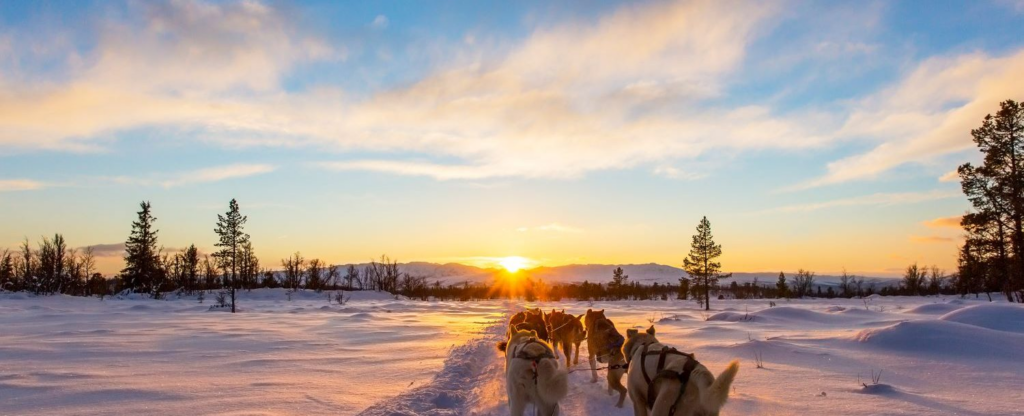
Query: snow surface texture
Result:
<box><xmin>2</xmin><ymin>290</ymin><xmax>1022</xmax><ymax>415</ymax></box>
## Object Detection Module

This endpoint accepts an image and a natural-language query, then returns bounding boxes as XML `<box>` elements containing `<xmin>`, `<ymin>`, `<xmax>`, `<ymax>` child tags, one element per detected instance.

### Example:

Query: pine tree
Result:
<box><xmin>958</xmin><ymin>99</ymin><xmax>1024</xmax><ymax>302</ymax></box>
<box><xmin>682</xmin><ymin>216</ymin><xmax>731</xmax><ymax>310</ymax></box>
<box><xmin>775</xmin><ymin>272</ymin><xmax>788</xmax><ymax>298</ymax></box>
<box><xmin>610</xmin><ymin>267</ymin><xmax>629</xmax><ymax>299</ymax></box>
<box><xmin>214</xmin><ymin>199</ymin><xmax>249</xmax><ymax>313</ymax></box>
<box><xmin>122</xmin><ymin>202</ymin><xmax>161</xmax><ymax>295</ymax></box>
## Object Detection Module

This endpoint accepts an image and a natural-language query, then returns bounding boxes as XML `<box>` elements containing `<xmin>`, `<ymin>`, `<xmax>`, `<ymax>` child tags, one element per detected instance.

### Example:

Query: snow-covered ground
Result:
<box><xmin>2</xmin><ymin>290</ymin><xmax>1022</xmax><ymax>415</ymax></box>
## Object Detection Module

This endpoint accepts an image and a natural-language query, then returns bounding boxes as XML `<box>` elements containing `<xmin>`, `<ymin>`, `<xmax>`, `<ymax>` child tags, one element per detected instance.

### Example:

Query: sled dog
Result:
<box><xmin>497</xmin><ymin>328</ymin><xmax>569</xmax><ymax>416</ymax></box>
<box><xmin>622</xmin><ymin>326</ymin><xmax>739</xmax><ymax>416</ymax></box>
<box><xmin>545</xmin><ymin>309</ymin><xmax>586</xmax><ymax>367</ymax></box>
<box><xmin>584</xmin><ymin>308</ymin><xmax>628</xmax><ymax>407</ymax></box>
<box><xmin>508</xmin><ymin>308</ymin><xmax>549</xmax><ymax>342</ymax></box>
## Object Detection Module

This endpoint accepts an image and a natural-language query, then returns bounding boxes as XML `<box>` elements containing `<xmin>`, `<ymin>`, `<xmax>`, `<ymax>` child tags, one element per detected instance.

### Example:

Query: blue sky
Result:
<box><xmin>2</xmin><ymin>0</ymin><xmax>1023</xmax><ymax>275</ymax></box>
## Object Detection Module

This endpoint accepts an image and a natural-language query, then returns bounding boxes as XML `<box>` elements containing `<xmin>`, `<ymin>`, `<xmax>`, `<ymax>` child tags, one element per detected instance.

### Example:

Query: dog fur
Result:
<box><xmin>584</xmin><ymin>308</ymin><xmax>628</xmax><ymax>407</ymax></box>
<box><xmin>622</xmin><ymin>326</ymin><xmax>739</xmax><ymax>416</ymax></box>
<box><xmin>545</xmin><ymin>309</ymin><xmax>586</xmax><ymax>367</ymax></box>
<box><xmin>497</xmin><ymin>328</ymin><xmax>569</xmax><ymax>416</ymax></box>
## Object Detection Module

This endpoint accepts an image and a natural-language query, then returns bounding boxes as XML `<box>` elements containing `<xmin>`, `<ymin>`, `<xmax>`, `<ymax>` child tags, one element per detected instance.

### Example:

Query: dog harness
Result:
<box><xmin>627</xmin><ymin>343</ymin><xmax>700</xmax><ymax>416</ymax></box>
<box><xmin>510</xmin><ymin>338</ymin><xmax>556</xmax><ymax>384</ymax></box>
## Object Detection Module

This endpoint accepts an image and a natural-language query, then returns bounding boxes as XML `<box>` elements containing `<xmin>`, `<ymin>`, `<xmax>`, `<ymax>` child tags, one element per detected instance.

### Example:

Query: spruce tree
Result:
<box><xmin>214</xmin><ymin>199</ymin><xmax>249</xmax><ymax>313</ymax></box>
<box><xmin>610</xmin><ymin>267</ymin><xmax>629</xmax><ymax>299</ymax></box>
<box><xmin>776</xmin><ymin>272</ymin><xmax>788</xmax><ymax>298</ymax></box>
<box><xmin>122</xmin><ymin>201</ymin><xmax>161</xmax><ymax>295</ymax></box>
<box><xmin>682</xmin><ymin>216</ymin><xmax>731</xmax><ymax>310</ymax></box>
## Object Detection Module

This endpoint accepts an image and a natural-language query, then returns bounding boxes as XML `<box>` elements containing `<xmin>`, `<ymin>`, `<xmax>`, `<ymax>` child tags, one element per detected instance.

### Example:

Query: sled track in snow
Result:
<box><xmin>356</xmin><ymin>318</ymin><xmax>507</xmax><ymax>416</ymax></box>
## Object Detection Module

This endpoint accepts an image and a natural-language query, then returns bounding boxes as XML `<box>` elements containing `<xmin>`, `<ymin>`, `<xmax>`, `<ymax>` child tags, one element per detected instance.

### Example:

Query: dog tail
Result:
<box><xmin>704</xmin><ymin>360</ymin><xmax>739</xmax><ymax>412</ymax></box>
<box><xmin>536</xmin><ymin>358</ymin><xmax>569</xmax><ymax>404</ymax></box>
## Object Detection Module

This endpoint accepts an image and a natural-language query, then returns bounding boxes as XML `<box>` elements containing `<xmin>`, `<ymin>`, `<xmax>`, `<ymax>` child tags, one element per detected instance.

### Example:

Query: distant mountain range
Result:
<box><xmin>361</xmin><ymin>262</ymin><xmax>899</xmax><ymax>288</ymax></box>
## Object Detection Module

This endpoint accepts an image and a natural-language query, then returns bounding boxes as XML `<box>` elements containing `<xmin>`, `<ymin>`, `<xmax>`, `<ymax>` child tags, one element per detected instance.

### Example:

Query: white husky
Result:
<box><xmin>622</xmin><ymin>326</ymin><xmax>739</xmax><ymax>416</ymax></box>
<box><xmin>498</xmin><ymin>328</ymin><xmax>569</xmax><ymax>416</ymax></box>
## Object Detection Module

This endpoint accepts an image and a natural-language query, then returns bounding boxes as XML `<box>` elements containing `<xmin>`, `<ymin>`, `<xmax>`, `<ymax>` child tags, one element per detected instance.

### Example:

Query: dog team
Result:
<box><xmin>498</xmin><ymin>308</ymin><xmax>739</xmax><ymax>416</ymax></box>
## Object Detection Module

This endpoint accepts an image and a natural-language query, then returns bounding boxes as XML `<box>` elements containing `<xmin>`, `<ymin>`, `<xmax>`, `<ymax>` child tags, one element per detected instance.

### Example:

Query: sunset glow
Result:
<box><xmin>499</xmin><ymin>256</ymin><xmax>532</xmax><ymax>273</ymax></box>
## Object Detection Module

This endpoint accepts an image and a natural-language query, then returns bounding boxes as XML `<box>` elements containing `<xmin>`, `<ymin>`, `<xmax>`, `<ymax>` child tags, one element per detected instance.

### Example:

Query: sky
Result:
<box><xmin>2</xmin><ymin>0</ymin><xmax>1024</xmax><ymax>277</ymax></box>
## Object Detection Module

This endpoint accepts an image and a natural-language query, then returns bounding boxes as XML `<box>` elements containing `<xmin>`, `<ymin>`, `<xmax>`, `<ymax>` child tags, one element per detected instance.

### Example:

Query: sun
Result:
<box><xmin>499</xmin><ymin>256</ymin><xmax>531</xmax><ymax>273</ymax></box>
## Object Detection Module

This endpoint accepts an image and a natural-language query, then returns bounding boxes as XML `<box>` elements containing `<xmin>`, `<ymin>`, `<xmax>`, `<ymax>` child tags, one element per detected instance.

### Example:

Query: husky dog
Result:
<box><xmin>584</xmin><ymin>308</ymin><xmax>628</xmax><ymax>407</ymax></box>
<box><xmin>545</xmin><ymin>309</ymin><xmax>587</xmax><ymax>367</ymax></box>
<box><xmin>622</xmin><ymin>326</ymin><xmax>739</xmax><ymax>416</ymax></box>
<box><xmin>497</xmin><ymin>328</ymin><xmax>570</xmax><ymax>416</ymax></box>
<box><xmin>508</xmin><ymin>308</ymin><xmax>549</xmax><ymax>342</ymax></box>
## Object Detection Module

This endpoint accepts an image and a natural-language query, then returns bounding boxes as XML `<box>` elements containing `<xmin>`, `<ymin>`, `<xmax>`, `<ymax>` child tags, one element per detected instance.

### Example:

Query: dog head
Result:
<box><xmin>622</xmin><ymin>325</ymin><xmax>658</xmax><ymax>361</ymax></box>
<box><xmin>584</xmin><ymin>308</ymin><xmax>606</xmax><ymax>330</ymax></box>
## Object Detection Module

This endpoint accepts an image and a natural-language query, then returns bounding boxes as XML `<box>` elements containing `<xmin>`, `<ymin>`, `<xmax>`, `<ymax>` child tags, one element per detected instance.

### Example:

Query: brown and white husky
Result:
<box><xmin>498</xmin><ymin>328</ymin><xmax>570</xmax><ymax>416</ymax></box>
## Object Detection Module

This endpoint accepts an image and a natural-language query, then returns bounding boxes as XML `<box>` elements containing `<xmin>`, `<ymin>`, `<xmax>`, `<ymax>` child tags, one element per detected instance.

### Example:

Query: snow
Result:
<box><xmin>2</xmin><ymin>291</ymin><xmax>1022</xmax><ymax>415</ymax></box>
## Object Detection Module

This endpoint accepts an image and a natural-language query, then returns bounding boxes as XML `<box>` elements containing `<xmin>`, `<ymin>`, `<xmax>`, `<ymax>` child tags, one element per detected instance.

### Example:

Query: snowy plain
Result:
<box><xmin>1</xmin><ymin>290</ymin><xmax>1022</xmax><ymax>416</ymax></box>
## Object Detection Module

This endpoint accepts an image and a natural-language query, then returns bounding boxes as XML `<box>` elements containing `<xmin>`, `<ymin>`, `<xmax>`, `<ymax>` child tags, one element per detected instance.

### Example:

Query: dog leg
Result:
<box><xmin>608</xmin><ymin>368</ymin><xmax>627</xmax><ymax>408</ymax></box>
<box><xmin>589</xmin><ymin>353</ymin><xmax>599</xmax><ymax>383</ymax></box>
<box><xmin>562</xmin><ymin>342</ymin><xmax>572</xmax><ymax>368</ymax></box>
<box><xmin>630</xmin><ymin>389</ymin><xmax>648</xmax><ymax>416</ymax></box>
<box><xmin>508</xmin><ymin>394</ymin><xmax>526</xmax><ymax>416</ymax></box>
<box><xmin>573</xmin><ymin>342</ymin><xmax>581</xmax><ymax>366</ymax></box>
<box><xmin>537</xmin><ymin>401</ymin><xmax>560</xmax><ymax>416</ymax></box>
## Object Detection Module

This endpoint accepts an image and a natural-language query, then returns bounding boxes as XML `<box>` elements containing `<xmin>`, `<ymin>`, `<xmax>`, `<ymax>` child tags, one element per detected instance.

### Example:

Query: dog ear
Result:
<box><xmin>586</xmin><ymin>308</ymin><xmax>592</xmax><ymax>314</ymax></box>
<box><xmin>575</xmin><ymin>314</ymin><xmax>584</xmax><ymax>321</ymax></box>
<box><xmin>646</xmin><ymin>325</ymin><xmax>656</xmax><ymax>335</ymax></box>
<box><xmin>626</xmin><ymin>328</ymin><xmax>638</xmax><ymax>338</ymax></box>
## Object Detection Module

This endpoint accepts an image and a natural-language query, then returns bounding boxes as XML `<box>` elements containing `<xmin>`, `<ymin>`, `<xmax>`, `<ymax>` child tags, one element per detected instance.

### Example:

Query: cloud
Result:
<box><xmin>80</xmin><ymin>243</ymin><xmax>126</xmax><ymax>257</ymax></box>
<box><xmin>923</xmin><ymin>215</ymin><xmax>963</xmax><ymax>229</ymax></box>
<box><xmin>799</xmin><ymin>50</ymin><xmax>1024</xmax><ymax>188</ymax></box>
<box><xmin>371</xmin><ymin>15</ymin><xmax>389</xmax><ymax>29</ymax></box>
<box><xmin>0</xmin><ymin>0</ymin><xmax>835</xmax><ymax>181</ymax></box>
<box><xmin>98</xmin><ymin>163</ymin><xmax>275</xmax><ymax>188</ymax></box>
<box><xmin>761</xmin><ymin>190</ymin><xmax>960</xmax><ymax>214</ymax></box>
<box><xmin>910</xmin><ymin>235</ymin><xmax>956</xmax><ymax>244</ymax></box>
<box><xmin>0</xmin><ymin>179</ymin><xmax>46</xmax><ymax>192</ymax></box>
<box><xmin>0</xmin><ymin>0</ymin><xmax>342</xmax><ymax>151</ymax></box>
<box><xmin>517</xmin><ymin>223</ymin><xmax>584</xmax><ymax>234</ymax></box>
<box><xmin>653</xmin><ymin>166</ymin><xmax>707</xmax><ymax>180</ymax></box>
<box><xmin>160</xmin><ymin>163</ymin><xmax>275</xmax><ymax>188</ymax></box>
<box><xmin>939</xmin><ymin>169</ymin><xmax>960</xmax><ymax>183</ymax></box>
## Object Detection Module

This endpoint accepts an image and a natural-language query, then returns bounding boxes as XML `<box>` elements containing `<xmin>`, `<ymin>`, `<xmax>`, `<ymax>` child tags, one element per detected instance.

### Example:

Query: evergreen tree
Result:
<box><xmin>0</xmin><ymin>249</ymin><xmax>14</xmax><ymax>291</ymax></box>
<box><xmin>181</xmin><ymin>245</ymin><xmax>201</xmax><ymax>295</ymax></box>
<box><xmin>122</xmin><ymin>201</ymin><xmax>161</xmax><ymax>295</ymax></box>
<box><xmin>610</xmin><ymin>267</ymin><xmax>629</xmax><ymax>299</ymax></box>
<box><xmin>214</xmin><ymin>199</ymin><xmax>249</xmax><ymax>313</ymax></box>
<box><xmin>682</xmin><ymin>216</ymin><xmax>731</xmax><ymax>310</ymax></box>
<box><xmin>775</xmin><ymin>272</ymin><xmax>788</xmax><ymax>298</ymax></box>
<box><xmin>958</xmin><ymin>99</ymin><xmax>1024</xmax><ymax>302</ymax></box>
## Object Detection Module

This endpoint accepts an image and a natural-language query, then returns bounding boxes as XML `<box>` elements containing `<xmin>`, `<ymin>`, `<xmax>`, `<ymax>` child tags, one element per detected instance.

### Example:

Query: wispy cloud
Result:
<box><xmin>760</xmin><ymin>190</ymin><xmax>959</xmax><ymax>214</ymax></box>
<box><xmin>923</xmin><ymin>215</ymin><xmax>963</xmax><ymax>229</ymax></box>
<box><xmin>98</xmin><ymin>163</ymin><xmax>276</xmax><ymax>188</ymax></box>
<box><xmin>939</xmin><ymin>169</ymin><xmax>960</xmax><ymax>183</ymax></box>
<box><xmin>0</xmin><ymin>0</ymin><xmax>830</xmax><ymax>181</ymax></box>
<box><xmin>910</xmin><ymin>235</ymin><xmax>956</xmax><ymax>244</ymax></box>
<box><xmin>80</xmin><ymin>243</ymin><xmax>126</xmax><ymax>257</ymax></box>
<box><xmin>798</xmin><ymin>50</ymin><xmax>1024</xmax><ymax>189</ymax></box>
<box><xmin>371</xmin><ymin>15</ymin><xmax>389</xmax><ymax>29</ymax></box>
<box><xmin>517</xmin><ymin>223</ymin><xmax>584</xmax><ymax>234</ymax></box>
<box><xmin>161</xmin><ymin>164</ymin><xmax>275</xmax><ymax>188</ymax></box>
<box><xmin>0</xmin><ymin>179</ymin><xmax>46</xmax><ymax>192</ymax></box>
<box><xmin>653</xmin><ymin>166</ymin><xmax>707</xmax><ymax>181</ymax></box>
